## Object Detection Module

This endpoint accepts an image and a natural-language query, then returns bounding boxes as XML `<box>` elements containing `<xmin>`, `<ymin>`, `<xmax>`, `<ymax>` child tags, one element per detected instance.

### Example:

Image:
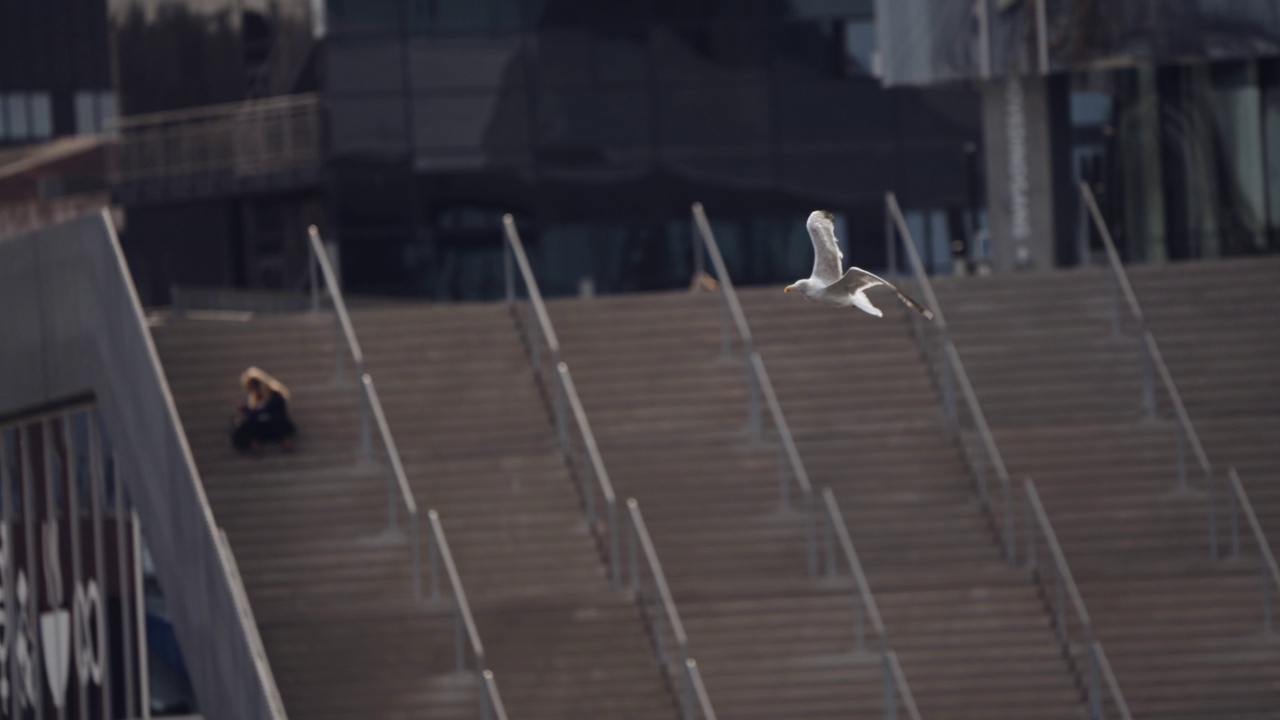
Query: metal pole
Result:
<box><xmin>883</xmin><ymin>652</ymin><xmax>897</xmax><ymax>720</ymax></box>
<box><xmin>309</xmin><ymin>239</ymin><xmax>319</xmax><ymax>313</ymax></box>
<box><xmin>692</xmin><ymin>226</ymin><xmax>704</xmax><ymax>280</ymax></box>
<box><xmin>114</xmin><ymin>458</ymin><xmax>135</xmax><ymax>720</ymax></box>
<box><xmin>1087</xmin><ymin>638</ymin><xmax>1101</xmax><ymax>720</ymax></box>
<box><xmin>1054</xmin><ymin>566</ymin><xmax>1066</xmax><ymax>646</ymax></box>
<box><xmin>1076</xmin><ymin>186</ymin><xmax>1090</xmax><ymax>267</ymax></box>
<box><xmin>1035</xmin><ymin>0</ymin><xmax>1050</xmax><ymax>74</ymax></box>
<box><xmin>504</xmin><ymin>241</ymin><xmax>514</xmax><ymax>305</ymax></box>
<box><xmin>1025</xmin><ymin>495</ymin><xmax>1037</xmax><ymax>572</ymax></box>
<box><xmin>334</xmin><ymin>308</ymin><xmax>345</xmax><ymax>379</ymax></box>
<box><xmin>554</xmin><ymin>360</ymin><xmax>567</xmax><ymax>452</ymax></box>
<box><xmin>359</xmin><ymin>371</ymin><xmax>372</xmax><ymax>461</ymax></box>
<box><xmin>132</xmin><ymin>510</ymin><xmax>151</xmax><ymax>719</ymax></box>
<box><xmin>975</xmin><ymin>441</ymin><xmax>988</xmax><ymax>504</ymax></box>
<box><xmin>1139</xmin><ymin>335</ymin><xmax>1155</xmax><ymax>418</ymax></box>
<box><xmin>584</xmin><ymin>459</ymin><xmax>596</xmax><ymax>526</ymax></box>
<box><xmin>629</xmin><ymin>515</ymin><xmax>639</xmax><ymax>591</ymax></box>
<box><xmin>454</xmin><ymin>604</ymin><xmax>464</xmax><ymax>673</ymax></box>
<box><xmin>885</xmin><ymin>202</ymin><xmax>897</xmax><ymax>276</ymax></box>
<box><xmin>429</xmin><ymin>527</ymin><xmax>440</xmax><ymax>600</ymax></box>
<box><xmin>681</xmin><ymin>663</ymin><xmax>694</xmax><ymax>720</ymax></box>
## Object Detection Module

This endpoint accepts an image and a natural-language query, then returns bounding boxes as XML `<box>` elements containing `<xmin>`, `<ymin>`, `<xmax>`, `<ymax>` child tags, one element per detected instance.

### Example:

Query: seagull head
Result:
<box><xmin>784</xmin><ymin>278</ymin><xmax>813</xmax><ymax>294</ymax></box>
<box><xmin>805</xmin><ymin>210</ymin><xmax>835</xmax><ymax>234</ymax></box>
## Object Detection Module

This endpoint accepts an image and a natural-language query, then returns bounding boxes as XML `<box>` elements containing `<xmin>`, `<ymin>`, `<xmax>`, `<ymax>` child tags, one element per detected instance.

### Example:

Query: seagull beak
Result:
<box><xmin>784</xmin><ymin>284</ymin><xmax>795</xmax><ymax>293</ymax></box>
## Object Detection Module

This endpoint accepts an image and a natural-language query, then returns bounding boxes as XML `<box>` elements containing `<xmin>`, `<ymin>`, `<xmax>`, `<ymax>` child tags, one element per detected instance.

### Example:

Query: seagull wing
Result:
<box><xmin>827</xmin><ymin>267</ymin><xmax>935</xmax><ymax>321</ymax></box>
<box><xmin>807</xmin><ymin>219</ymin><xmax>844</xmax><ymax>286</ymax></box>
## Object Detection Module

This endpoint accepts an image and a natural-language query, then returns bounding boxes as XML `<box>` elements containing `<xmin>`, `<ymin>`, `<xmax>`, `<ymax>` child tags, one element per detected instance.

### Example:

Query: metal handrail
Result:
<box><xmin>1079</xmin><ymin>183</ymin><xmax>1217</xmax><ymax>556</ymax></box>
<box><xmin>425</xmin><ymin>510</ymin><xmax>508</xmax><ymax>720</ymax></box>
<box><xmin>819</xmin><ymin>488</ymin><xmax>923</xmax><ymax>720</ymax></box>
<box><xmin>502</xmin><ymin>215</ymin><xmax>622</xmax><ymax>587</ymax></box>
<box><xmin>1225</xmin><ymin>468</ymin><xmax>1280</xmax><ymax>633</ymax></box>
<box><xmin>307</xmin><ymin>225</ymin><xmax>420</xmax><ymax>565</ymax></box>
<box><xmin>691</xmin><ymin>202</ymin><xmax>818</xmax><ymax>577</ymax></box>
<box><xmin>626</xmin><ymin>499</ymin><xmax>718</xmax><ymax>720</ymax></box>
<box><xmin>1024</xmin><ymin>479</ymin><xmax>1131</xmax><ymax>720</ymax></box>
<box><xmin>886</xmin><ymin>193</ymin><xmax>1016</xmax><ymax>563</ymax></box>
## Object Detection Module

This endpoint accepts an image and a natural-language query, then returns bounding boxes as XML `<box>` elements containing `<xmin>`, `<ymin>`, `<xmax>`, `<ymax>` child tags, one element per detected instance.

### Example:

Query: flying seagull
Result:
<box><xmin>785</xmin><ymin>210</ymin><xmax>934</xmax><ymax>321</ymax></box>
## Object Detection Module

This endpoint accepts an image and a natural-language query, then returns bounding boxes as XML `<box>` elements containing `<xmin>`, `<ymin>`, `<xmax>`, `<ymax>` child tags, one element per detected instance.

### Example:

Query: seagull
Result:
<box><xmin>785</xmin><ymin>210</ymin><xmax>934</xmax><ymax>321</ymax></box>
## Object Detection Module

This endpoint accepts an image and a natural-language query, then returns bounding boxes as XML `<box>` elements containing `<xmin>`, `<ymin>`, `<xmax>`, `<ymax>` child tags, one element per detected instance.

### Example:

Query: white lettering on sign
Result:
<box><xmin>1005</xmin><ymin>76</ymin><xmax>1032</xmax><ymax>262</ymax></box>
<box><xmin>73</xmin><ymin>580</ymin><xmax>105</xmax><ymax>686</ymax></box>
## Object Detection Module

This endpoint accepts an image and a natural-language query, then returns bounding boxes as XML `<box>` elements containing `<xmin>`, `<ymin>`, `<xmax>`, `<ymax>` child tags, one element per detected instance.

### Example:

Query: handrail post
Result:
<box><xmin>778</xmin><ymin>445</ymin><xmax>789</xmax><ymax>509</ymax></box>
<box><xmin>454</xmin><ymin>603</ymin><xmax>465</xmax><ymax>672</ymax></box>
<box><xmin>692</xmin><ymin>224</ymin><xmax>705</xmax><ymax>280</ymax></box>
<box><xmin>1264</xmin><ymin>553</ymin><xmax>1273</xmax><ymax>635</ymax></box>
<box><xmin>309</xmin><ymin>239</ymin><xmax>319</xmax><ymax>313</ymax></box>
<box><xmin>824</xmin><ymin>509</ymin><xmax>836</xmax><ymax>578</ymax></box>
<box><xmin>410</xmin><ymin>512</ymin><xmax>422</xmax><ymax>602</ymax></box>
<box><xmin>854</xmin><ymin>593</ymin><xmax>865</xmax><ymax>653</ymax></box>
<box><xmin>883</xmin><ymin>652</ymin><xmax>898</xmax><ymax>720</ymax></box>
<box><xmin>1003</xmin><ymin>478</ymin><xmax>1016</xmax><ymax>564</ymax></box>
<box><xmin>681</xmin><ymin>663</ymin><xmax>695</xmax><ymax>720</ymax></box>
<box><xmin>359</xmin><ymin>368</ymin><xmax>372</xmax><ymax>461</ymax></box>
<box><xmin>504</xmin><ymin>239</ymin><xmax>514</xmax><ymax>304</ymax></box>
<box><xmin>748</xmin><ymin>358</ymin><xmax>761</xmax><ymax>443</ymax></box>
<box><xmin>553</xmin><ymin>355</ymin><xmax>567</xmax><ymax>451</ymax></box>
<box><xmin>941</xmin><ymin>344</ymin><xmax>957</xmax><ymax>432</ymax></box>
<box><xmin>429</xmin><ymin>526</ymin><xmax>440</xmax><ymax>599</ymax></box>
<box><xmin>1087</xmin><ymin>633</ymin><xmax>1102</xmax><ymax>720</ymax></box>
<box><xmin>885</xmin><ymin>204</ymin><xmax>897</xmax><ymax>276</ymax></box>
<box><xmin>1110</xmin><ymin>268</ymin><xmax>1121</xmax><ymax>338</ymax></box>
<box><xmin>719</xmin><ymin>292</ymin><xmax>731</xmax><ymax>359</ymax></box>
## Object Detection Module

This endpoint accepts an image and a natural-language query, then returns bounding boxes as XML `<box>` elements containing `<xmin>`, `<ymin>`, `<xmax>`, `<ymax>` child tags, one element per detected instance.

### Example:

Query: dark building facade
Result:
<box><xmin>0</xmin><ymin>0</ymin><xmax>114</xmax><ymax>146</ymax></box>
<box><xmin>107</xmin><ymin>0</ymin><xmax>983</xmax><ymax>303</ymax></box>
<box><xmin>878</xmin><ymin>0</ymin><xmax>1280</xmax><ymax>270</ymax></box>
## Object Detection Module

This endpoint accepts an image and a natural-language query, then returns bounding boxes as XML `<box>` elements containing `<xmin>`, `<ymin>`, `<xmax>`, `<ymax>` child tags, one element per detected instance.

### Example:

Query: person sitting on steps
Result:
<box><xmin>231</xmin><ymin>366</ymin><xmax>297</xmax><ymax>455</ymax></box>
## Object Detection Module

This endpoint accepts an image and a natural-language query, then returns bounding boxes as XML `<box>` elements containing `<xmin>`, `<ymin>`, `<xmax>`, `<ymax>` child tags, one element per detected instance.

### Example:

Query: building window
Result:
<box><xmin>74</xmin><ymin>90</ymin><xmax>119</xmax><ymax>135</ymax></box>
<box><xmin>30</xmin><ymin>93</ymin><xmax>52</xmax><ymax>138</ymax></box>
<box><xmin>4</xmin><ymin>95</ymin><xmax>30</xmax><ymax>140</ymax></box>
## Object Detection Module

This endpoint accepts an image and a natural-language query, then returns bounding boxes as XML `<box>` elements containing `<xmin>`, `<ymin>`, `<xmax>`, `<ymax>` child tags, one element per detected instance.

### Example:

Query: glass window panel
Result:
<box><xmin>409</xmin><ymin>38</ymin><xmax>524</xmax><ymax>90</ymax></box>
<box><xmin>30</xmin><ymin>93</ymin><xmax>52</xmax><ymax>138</ymax></box>
<box><xmin>413</xmin><ymin>89</ymin><xmax>528</xmax><ymax>150</ymax></box>
<box><xmin>75</xmin><ymin>91</ymin><xmax>96</xmax><ymax>134</ymax></box>
<box><xmin>328</xmin><ymin>95</ymin><xmax>409</xmax><ymax>155</ymax></box>
<box><xmin>327</xmin><ymin>0</ymin><xmax>400</xmax><ymax>33</ymax></box>
<box><xmin>99</xmin><ymin>92</ymin><xmax>118</xmax><ymax>132</ymax></box>
<box><xmin>326</xmin><ymin>39</ymin><xmax>405</xmax><ymax>94</ymax></box>
<box><xmin>6</xmin><ymin>94</ymin><xmax>30</xmax><ymax>139</ymax></box>
<box><xmin>660</xmin><ymin>80</ymin><xmax>771</xmax><ymax>145</ymax></box>
<box><xmin>536</xmin><ymin>89</ymin><xmax>649</xmax><ymax>148</ymax></box>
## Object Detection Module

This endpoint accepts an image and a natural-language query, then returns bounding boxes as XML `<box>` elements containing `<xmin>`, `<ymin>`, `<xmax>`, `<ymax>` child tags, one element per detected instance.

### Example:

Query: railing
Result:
<box><xmin>819</xmin><ymin>489</ymin><xmax>923</xmax><ymax>720</ymax></box>
<box><xmin>885</xmin><ymin>193</ymin><xmax>1017</xmax><ymax>564</ymax></box>
<box><xmin>1225</xmin><ymin>468</ymin><xmax>1280</xmax><ymax>634</ymax></box>
<box><xmin>307</xmin><ymin>226</ymin><xmax>416</xmax><ymax>552</ymax></box>
<box><xmin>114</xmin><ymin>93</ymin><xmax>321</xmax><ymax>185</ymax></box>
<box><xmin>502</xmin><ymin>214</ymin><xmax>622</xmax><ymax>587</ymax></box>
<box><xmin>425</xmin><ymin>510</ymin><xmax>509</xmax><ymax>720</ymax></box>
<box><xmin>1079</xmin><ymin>182</ymin><xmax>1218</xmax><ymax>557</ymax></box>
<box><xmin>626</xmin><ymin>499</ymin><xmax>718</xmax><ymax>720</ymax></box>
<box><xmin>1023</xmin><ymin>479</ymin><xmax>1132</xmax><ymax>720</ymax></box>
<box><xmin>502</xmin><ymin>216</ymin><xmax>716</xmax><ymax>718</ymax></box>
<box><xmin>307</xmin><ymin>224</ymin><xmax>507</xmax><ymax>715</ymax></box>
<box><xmin>690</xmin><ymin>202</ymin><xmax>818</xmax><ymax>577</ymax></box>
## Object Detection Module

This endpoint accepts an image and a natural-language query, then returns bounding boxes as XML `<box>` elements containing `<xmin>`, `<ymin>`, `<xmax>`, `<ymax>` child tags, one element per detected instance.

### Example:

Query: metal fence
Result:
<box><xmin>114</xmin><ymin>94</ymin><xmax>321</xmax><ymax>185</ymax></box>
<box><xmin>502</xmin><ymin>214</ymin><xmax>718</xmax><ymax>719</ymax></box>
<box><xmin>0</xmin><ymin>211</ymin><xmax>287</xmax><ymax>720</ymax></box>
<box><xmin>1023</xmin><ymin>480</ymin><xmax>1133</xmax><ymax>720</ymax></box>
<box><xmin>1079</xmin><ymin>182</ymin><xmax>1218</xmax><ymax>556</ymax></box>
<box><xmin>690</xmin><ymin>202</ymin><xmax>818</xmax><ymax>578</ymax></box>
<box><xmin>884</xmin><ymin>192</ymin><xmax>1017</xmax><ymax>564</ymax></box>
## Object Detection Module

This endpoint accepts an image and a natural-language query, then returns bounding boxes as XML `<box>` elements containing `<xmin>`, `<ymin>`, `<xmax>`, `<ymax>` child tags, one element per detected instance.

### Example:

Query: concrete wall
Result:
<box><xmin>0</xmin><ymin>212</ymin><xmax>287</xmax><ymax>720</ymax></box>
